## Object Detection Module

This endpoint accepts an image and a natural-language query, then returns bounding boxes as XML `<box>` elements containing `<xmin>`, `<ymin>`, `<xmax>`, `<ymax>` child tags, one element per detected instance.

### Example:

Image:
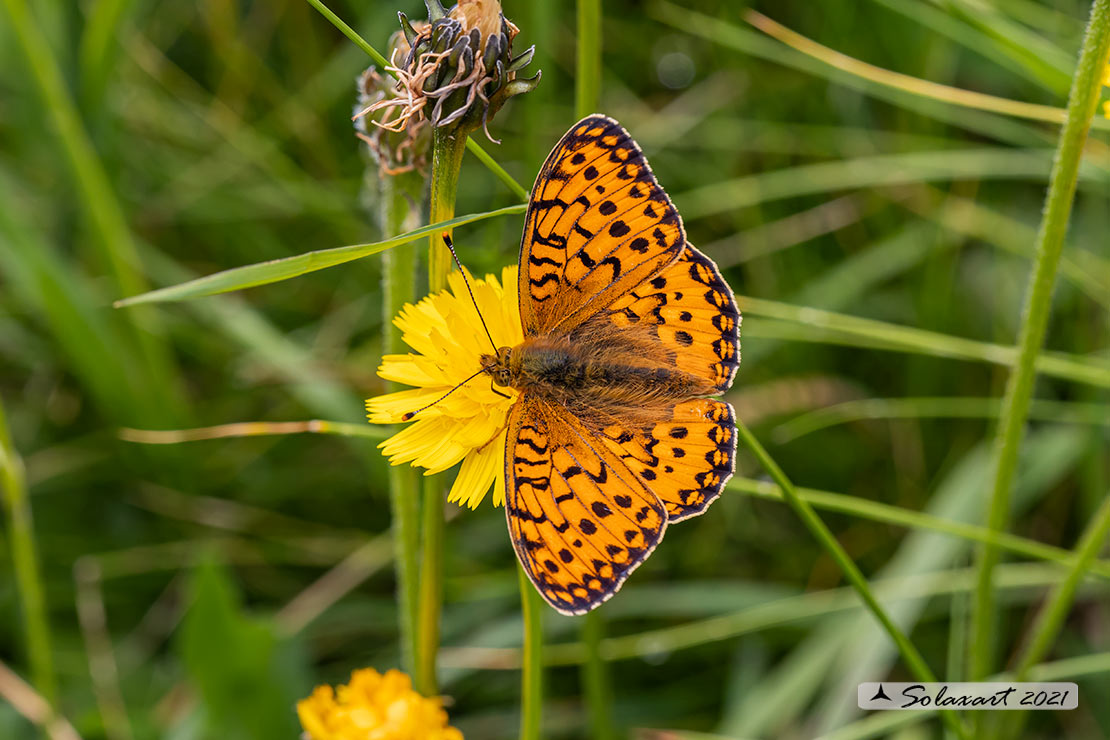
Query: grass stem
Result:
<box><xmin>970</xmin><ymin>0</ymin><xmax>1110</xmax><ymax>684</ymax></box>
<box><xmin>581</xmin><ymin>610</ymin><xmax>615</xmax><ymax>740</ymax></box>
<box><xmin>414</xmin><ymin>125</ymin><xmax>468</xmax><ymax>697</ymax></box>
<box><xmin>576</xmin><ymin>0</ymin><xmax>602</xmax><ymax>116</ymax></box>
<box><xmin>1014</xmin><ymin>488</ymin><xmax>1110</xmax><ymax>679</ymax></box>
<box><xmin>993</xmin><ymin>488</ymin><xmax>1110</xmax><ymax>738</ymax></box>
<box><xmin>416</xmin><ymin>474</ymin><xmax>444</xmax><ymax>696</ymax></box>
<box><xmin>0</xmin><ymin>397</ymin><xmax>57</xmax><ymax>714</ymax></box>
<box><xmin>377</xmin><ymin>170</ymin><xmax>425</xmax><ymax>677</ymax></box>
<box><xmin>734</xmin><ymin>418</ymin><xmax>970</xmax><ymax>739</ymax></box>
<box><xmin>518</xmin><ymin>567</ymin><xmax>544</xmax><ymax>740</ymax></box>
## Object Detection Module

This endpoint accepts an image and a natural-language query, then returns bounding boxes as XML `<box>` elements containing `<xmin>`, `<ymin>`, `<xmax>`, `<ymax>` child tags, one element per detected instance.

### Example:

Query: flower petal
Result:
<box><xmin>367</xmin><ymin>267</ymin><xmax>520</xmax><ymax>509</ymax></box>
<box><xmin>448</xmin><ymin>436</ymin><xmax>501</xmax><ymax>509</ymax></box>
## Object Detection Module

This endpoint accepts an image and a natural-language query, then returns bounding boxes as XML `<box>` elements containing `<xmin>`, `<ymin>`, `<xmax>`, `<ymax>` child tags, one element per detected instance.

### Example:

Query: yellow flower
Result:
<box><xmin>297</xmin><ymin>668</ymin><xmax>463</xmax><ymax>740</ymax></box>
<box><xmin>366</xmin><ymin>267</ymin><xmax>522</xmax><ymax>509</ymax></box>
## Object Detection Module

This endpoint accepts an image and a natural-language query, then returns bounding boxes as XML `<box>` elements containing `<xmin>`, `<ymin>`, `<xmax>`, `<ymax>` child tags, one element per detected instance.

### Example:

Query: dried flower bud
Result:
<box><xmin>354</xmin><ymin>29</ymin><xmax>432</xmax><ymax>177</ymax></box>
<box><xmin>357</xmin><ymin>0</ymin><xmax>540</xmax><ymax>142</ymax></box>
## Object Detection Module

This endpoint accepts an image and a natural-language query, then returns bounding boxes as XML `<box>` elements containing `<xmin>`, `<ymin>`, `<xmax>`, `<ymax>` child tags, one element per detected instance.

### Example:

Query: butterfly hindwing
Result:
<box><xmin>505</xmin><ymin>395</ymin><xmax>667</xmax><ymax>615</ymax></box>
<box><xmin>519</xmin><ymin>116</ymin><xmax>686</xmax><ymax>336</ymax></box>
<box><xmin>601</xmin><ymin>399</ymin><xmax>736</xmax><ymax>521</ymax></box>
<box><xmin>603</xmin><ymin>245</ymin><xmax>740</xmax><ymax>394</ymax></box>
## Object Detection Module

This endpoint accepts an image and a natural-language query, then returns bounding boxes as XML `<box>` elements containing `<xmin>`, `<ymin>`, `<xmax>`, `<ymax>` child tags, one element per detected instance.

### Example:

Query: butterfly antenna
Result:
<box><xmin>401</xmin><ymin>366</ymin><xmax>487</xmax><ymax>421</ymax></box>
<box><xmin>442</xmin><ymin>233</ymin><xmax>499</xmax><ymax>352</ymax></box>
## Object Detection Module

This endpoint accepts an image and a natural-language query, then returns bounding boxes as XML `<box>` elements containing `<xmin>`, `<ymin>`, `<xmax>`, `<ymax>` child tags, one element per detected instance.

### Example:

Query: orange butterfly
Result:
<box><xmin>481</xmin><ymin>116</ymin><xmax>741</xmax><ymax>614</ymax></box>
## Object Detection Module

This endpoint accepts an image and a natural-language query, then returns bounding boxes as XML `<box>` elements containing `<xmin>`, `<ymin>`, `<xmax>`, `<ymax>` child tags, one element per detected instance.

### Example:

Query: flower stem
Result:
<box><xmin>518</xmin><ymin>566</ymin><xmax>544</xmax><ymax>740</ymax></box>
<box><xmin>581</xmin><ymin>610</ymin><xmax>615</xmax><ymax>740</ymax></box>
<box><xmin>734</xmin><ymin>418</ymin><xmax>970</xmax><ymax>740</ymax></box>
<box><xmin>576</xmin><ymin>0</ymin><xmax>602</xmax><ymax>117</ymax></box>
<box><xmin>969</xmin><ymin>0</ymin><xmax>1110</xmax><ymax>685</ymax></box>
<box><xmin>0</xmin><ymin>396</ymin><xmax>57</xmax><ymax>711</ymax></box>
<box><xmin>573</xmin><ymin>3</ymin><xmax>613</xmax><ymax>736</ymax></box>
<box><xmin>378</xmin><ymin>171</ymin><xmax>424</xmax><ymax>677</ymax></box>
<box><xmin>416</xmin><ymin>474</ymin><xmax>445</xmax><ymax>696</ymax></box>
<box><xmin>428</xmin><ymin>127</ymin><xmax>469</xmax><ymax>292</ymax></box>
<box><xmin>414</xmin><ymin>125</ymin><xmax>469</xmax><ymax>697</ymax></box>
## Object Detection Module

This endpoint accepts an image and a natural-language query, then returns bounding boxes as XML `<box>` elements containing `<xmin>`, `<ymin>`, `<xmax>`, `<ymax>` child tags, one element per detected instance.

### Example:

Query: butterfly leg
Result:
<box><xmin>489</xmin><ymin>378</ymin><xmax>513</xmax><ymax>400</ymax></box>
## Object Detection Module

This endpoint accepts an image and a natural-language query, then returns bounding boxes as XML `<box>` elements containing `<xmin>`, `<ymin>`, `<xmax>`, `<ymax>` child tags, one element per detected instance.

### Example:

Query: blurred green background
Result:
<box><xmin>2</xmin><ymin>0</ymin><xmax>1109</xmax><ymax>738</ymax></box>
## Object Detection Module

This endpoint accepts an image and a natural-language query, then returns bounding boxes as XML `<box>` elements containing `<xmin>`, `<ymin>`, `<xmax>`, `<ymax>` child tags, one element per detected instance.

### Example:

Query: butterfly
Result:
<box><xmin>479</xmin><ymin>115</ymin><xmax>741</xmax><ymax>614</ymax></box>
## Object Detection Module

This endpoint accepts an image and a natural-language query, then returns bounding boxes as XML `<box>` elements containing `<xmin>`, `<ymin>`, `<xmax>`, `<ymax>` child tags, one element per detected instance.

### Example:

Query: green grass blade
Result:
<box><xmin>991</xmin><ymin>488</ymin><xmax>1110</xmax><ymax>737</ymax></box>
<box><xmin>0</xmin><ymin>398</ymin><xmax>57</xmax><ymax>710</ymax></box>
<box><xmin>773</xmin><ymin>397</ymin><xmax>1110</xmax><ymax>443</ymax></box>
<box><xmin>2</xmin><ymin>0</ymin><xmax>186</xmax><ymax>420</ymax></box>
<box><xmin>674</xmin><ymin>148</ymin><xmax>1106</xmax><ymax>222</ymax></box>
<box><xmin>866</xmin><ymin>0</ymin><xmax>1071</xmax><ymax>94</ymax></box>
<box><xmin>737</xmin><ymin>296</ymin><xmax>1110</xmax><ymax>388</ymax></box>
<box><xmin>733</xmin><ymin>419</ymin><xmax>970</xmax><ymax>739</ymax></box>
<box><xmin>1014</xmin><ymin>489</ymin><xmax>1110</xmax><ymax>679</ymax></box>
<box><xmin>941</xmin><ymin>0</ymin><xmax>1078</xmax><ymax>90</ymax></box>
<box><xmin>744</xmin><ymin>9</ymin><xmax>1073</xmax><ymax>124</ymax></box>
<box><xmin>727</xmin><ymin>476</ymin><xmax>1110</xmax><ymax>579</ymax></box>
<box><xmin>811</xmin><ymin>427</ymin><xmax>1086</xmax><ymax>732</ymax></box>
<box><xmin>648</xmin><ymin>1</ymin><xmax>1062</xmax><ymax>147</ymax></box>
<box><xmin>302</xmin><ymin>0</ymin><xmax>388</xmax><ymax>67</ymax></box>
<box><xmin>114</xmin><ymin>204</ymin><xmax>525</xmax><ymax>306</ymax></box>
<box><xmin>439</xmin><ymin>562</ymin><xmax>1107</xmax><ymax>669</ymax></box>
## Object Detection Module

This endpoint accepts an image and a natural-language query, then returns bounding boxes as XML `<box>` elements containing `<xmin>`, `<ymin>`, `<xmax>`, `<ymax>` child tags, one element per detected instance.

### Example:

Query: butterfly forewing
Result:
<box><xmin>519</xmin><ymin>116</ymin><xmax>686</xmax><ymax>335</ymax></box>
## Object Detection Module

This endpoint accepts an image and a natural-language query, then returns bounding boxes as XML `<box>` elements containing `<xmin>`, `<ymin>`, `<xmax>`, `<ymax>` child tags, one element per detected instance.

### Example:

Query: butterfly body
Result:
<box><xmin>483</xmin><ymin>330</ymin><xmax>717</xmax><ymax>429</ymax></box>
<box><xmin>499</xmin><ymin>116</ymin><xmax>741</xmax><ymax>614</ymax></box>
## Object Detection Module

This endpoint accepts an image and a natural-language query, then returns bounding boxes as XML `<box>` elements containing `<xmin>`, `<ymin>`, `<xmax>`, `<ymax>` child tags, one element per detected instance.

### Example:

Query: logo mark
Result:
<box><xmin>870</xmin><ymin>684</ymin><xmax>892</xmax><ymax>702</ymax></box>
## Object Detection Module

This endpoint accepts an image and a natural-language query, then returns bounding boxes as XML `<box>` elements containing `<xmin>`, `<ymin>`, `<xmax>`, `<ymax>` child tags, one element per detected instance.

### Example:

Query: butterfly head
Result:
<box><xmin>480</xmin><ymin>346</ymin><xmax>515</xmax><ymax>387</ymax></box>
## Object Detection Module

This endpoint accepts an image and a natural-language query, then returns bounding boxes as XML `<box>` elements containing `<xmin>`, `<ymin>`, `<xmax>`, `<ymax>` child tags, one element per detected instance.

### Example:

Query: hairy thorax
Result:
<box><xmin>481</xmin><ymin>329</ymin><xmax>716</xmax><ymax>430</ymax></box>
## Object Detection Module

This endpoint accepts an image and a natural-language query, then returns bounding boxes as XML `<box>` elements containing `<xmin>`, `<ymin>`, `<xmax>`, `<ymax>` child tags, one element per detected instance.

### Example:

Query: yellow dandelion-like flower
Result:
<box><xmin>297</xmin><ymin>667</ymin><xmax>463</xmax><ymax>740</ymax></box>
<box><xmin>366</xmin><ymin>266</ymin><xmax>522</xmax><ymax>509</ymax></box>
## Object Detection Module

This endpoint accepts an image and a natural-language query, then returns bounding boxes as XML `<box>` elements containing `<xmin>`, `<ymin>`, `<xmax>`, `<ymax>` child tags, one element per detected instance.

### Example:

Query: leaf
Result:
<box><xmin>115</xmin><ymin>204</ymin><xmax>526</xmax><ymax>307</ymax></box>
<box><xmin>178</xmin><ymin>558</ymin><xmax>307</xmax><ymax>740</ymax></box>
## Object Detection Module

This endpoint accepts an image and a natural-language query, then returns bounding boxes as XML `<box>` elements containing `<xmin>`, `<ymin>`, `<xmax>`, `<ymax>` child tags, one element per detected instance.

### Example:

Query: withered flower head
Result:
<box><xmin>356</xmin><ymin>0</ymin><xmax>540</xmax><ymax>142</ymax></box>
<box><xmin>355</xmin><ymin>29</ymin><xmax>433</xmax><ymax>177</ymax></box>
